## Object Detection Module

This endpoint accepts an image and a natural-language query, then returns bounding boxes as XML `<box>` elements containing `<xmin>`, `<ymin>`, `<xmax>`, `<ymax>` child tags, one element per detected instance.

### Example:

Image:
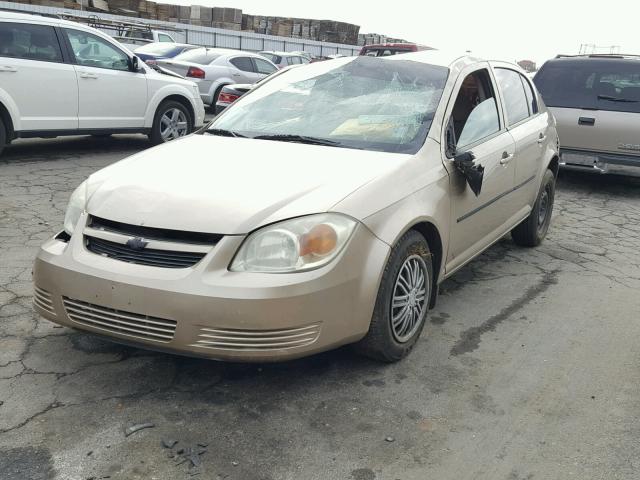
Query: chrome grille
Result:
<box><xmin>190</xmin><ymin>324</ymin><xmax>321</xmax><ymax>351</ymax></box>
<box><xmin>33</xmin><ymin>286</ymin><xmax>56</xmax><ymax>316</ymax></box>
<box><xmin>86</xmin><ymin>236</ymin><xmax>206</xmax><ymax>269</ymax></box>
<box><xmin>63</xmin><ymin>297</ymin><xmax>177</xmax><ymax>343</ymax></box>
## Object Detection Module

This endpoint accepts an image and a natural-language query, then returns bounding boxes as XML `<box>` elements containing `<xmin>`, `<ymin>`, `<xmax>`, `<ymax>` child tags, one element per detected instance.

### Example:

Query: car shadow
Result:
<box><xmin>1</xmin><ymin>135</ymin><xmax>151</xmax><ymax>164</ymax></box>
<box><xmin>557</xmin><ymin>169</ymin><xmax>640</xmax><ymax>197</ymax></box>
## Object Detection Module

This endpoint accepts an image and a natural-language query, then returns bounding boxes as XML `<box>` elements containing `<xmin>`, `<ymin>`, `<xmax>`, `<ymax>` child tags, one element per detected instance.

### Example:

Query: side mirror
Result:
<box><xmin>130</xmin><ymin>55</ymin><xmax>140</xmax><ymax>72</ymax></box>
<box><xmin>452</xmin><ymin>151</ymin><xmax>484</xmax><ymax>196</ymax></box>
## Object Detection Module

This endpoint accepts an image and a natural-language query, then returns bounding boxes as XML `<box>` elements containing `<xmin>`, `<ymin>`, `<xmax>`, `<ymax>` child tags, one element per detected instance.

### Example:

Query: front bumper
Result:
<box><xmin>560</xmin><ymin>148</ymin><xmax>640</xmax><ymax>177</ymax></box>
<box><xmin>33</xmin><ymin>216</ymin><xmax>389</xmax><ymax>362</ymax></box>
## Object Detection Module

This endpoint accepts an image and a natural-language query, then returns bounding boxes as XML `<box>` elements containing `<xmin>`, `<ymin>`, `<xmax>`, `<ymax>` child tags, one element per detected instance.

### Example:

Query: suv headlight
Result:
<box><xmin>63</xmin><ymin>180</ymin><xmax>87</xmax><ymax>235</ymax></box>
<box><xmin>230</xmin><ymin>213</ymin><xmax>357</xmax><ymax>273</ymax></box>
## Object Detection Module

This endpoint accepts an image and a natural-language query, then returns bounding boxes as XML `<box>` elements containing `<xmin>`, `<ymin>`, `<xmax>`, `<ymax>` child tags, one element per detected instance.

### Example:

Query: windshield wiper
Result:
<box><xmin>597</xmin><ymin>94</ymin><xmax>639</xmax><ymax>103</ymax></box>
<box><xmin>251</xmin><ymin>134</ymin><xmax>343</xmax><ymax>147</ymax></box>
<box><xmin>205</xmin><ymin>128</ymin><xmax>246</xmax><ymax>138</ymax></box>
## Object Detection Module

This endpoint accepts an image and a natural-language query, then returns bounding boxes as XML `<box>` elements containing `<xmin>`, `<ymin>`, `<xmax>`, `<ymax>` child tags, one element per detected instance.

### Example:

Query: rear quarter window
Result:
<box><xmin>0</xmin><ymin>22</ymin><xmax>63</xmax><ymax>63</ymax></box>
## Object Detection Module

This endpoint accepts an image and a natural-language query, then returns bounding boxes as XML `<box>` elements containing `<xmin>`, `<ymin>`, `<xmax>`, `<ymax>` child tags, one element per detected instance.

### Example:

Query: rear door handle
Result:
<box><xmin>79</xmin><ymin>72</ymin><xmax>98</xmax><ymax>79</ymax></box>
<box><xmin>579</xmin><ymin>117</ymin><xmax>595</xmax><ymax>126</ymax></box>
<box><xmin>500</xmin><ymin>151</ymin><xmax>514</xmax><ymax>165</ymax></box>
<box><xmin>0</xmin><ymin>65</ymin><xmax>17</xmax><ymax>72</ymax></box>
<box><xmin>537</xmin><ymin>133</ymin><xmax>547</xmax><ymax>144</ymax></box>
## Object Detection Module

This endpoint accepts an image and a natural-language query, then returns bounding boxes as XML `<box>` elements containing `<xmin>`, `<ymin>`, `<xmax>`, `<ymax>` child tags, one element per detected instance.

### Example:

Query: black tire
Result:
<box><xmin>512</xmin><ymin>169</ymin><xmax>556</xmax><ymax>247</ymax></box>
<box><xmin>0</xmin><ymin>116</ymin><xmax>6</xmax><ymax>157</ymax></box>
<box><xmin>149</xmin><ymin>100</ymin><xmax>193</xmax><ymax>145</ymax></box>
<box><xmin>354</xmin><ymin>230</ymin><xmax>433</xmax><ymax>362</ymax></box>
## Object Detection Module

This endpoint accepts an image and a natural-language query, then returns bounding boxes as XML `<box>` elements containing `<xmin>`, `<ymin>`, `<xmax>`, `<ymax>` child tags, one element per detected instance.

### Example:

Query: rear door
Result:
<box><xmin>63</xmin><ymin>28</ymin><xmax>147</xmax><ymax>129</ymax></box>
<box><xmin>534</xmin><ymin>58</ymin><xmax>640</xmax><ymax>157</ymax></box>
<box><xmin>494</xmin><ymin>66</ymin><xmax>549</xmax><ymax>208</ymax></box>
<box><xmin>0</xmin><ymin>21</ymin><xmax>78</xmax><ymax>131</ymax></box>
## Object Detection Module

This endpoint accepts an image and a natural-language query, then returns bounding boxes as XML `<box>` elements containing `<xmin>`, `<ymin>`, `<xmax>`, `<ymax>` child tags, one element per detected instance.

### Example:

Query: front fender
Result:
<box><xmin>144</xmin><ymin>84</ymin><xmax>201</xmax><ymax>127</ymax></box>
<box><xmin>0</xmin><ymin>87</ymin><xmax>21</xmax><ymax>134</ymax></box>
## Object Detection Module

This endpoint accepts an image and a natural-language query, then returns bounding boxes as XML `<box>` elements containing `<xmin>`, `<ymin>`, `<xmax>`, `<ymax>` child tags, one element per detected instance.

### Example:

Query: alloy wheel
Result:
<box><xmin>391</xmin><ymin>254</ymin><xmax>428</xmax><ymax>343</ymax></box>
<box><xmin>160</xmin><ymin>108</ymin><xmax>188</xmax><ymax>142</ymax></box>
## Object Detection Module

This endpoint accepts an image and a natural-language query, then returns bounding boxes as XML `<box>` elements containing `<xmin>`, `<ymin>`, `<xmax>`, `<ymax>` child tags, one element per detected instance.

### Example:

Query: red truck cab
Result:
<box><xmin>359</xmin><ymin>43</ymin><xmax>432</xmax><ymax>57</ymax></box>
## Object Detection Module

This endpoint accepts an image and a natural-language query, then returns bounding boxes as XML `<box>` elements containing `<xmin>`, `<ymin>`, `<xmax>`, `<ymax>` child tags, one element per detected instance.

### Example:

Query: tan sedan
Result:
<box><xmin>34</xmin><ymin>51</ymin><xmax>559</xmax><ymax>362</ymax></box>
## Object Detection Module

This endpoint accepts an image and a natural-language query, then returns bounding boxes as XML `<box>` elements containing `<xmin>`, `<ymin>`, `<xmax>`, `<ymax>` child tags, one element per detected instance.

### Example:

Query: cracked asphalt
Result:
<box><xmin>1</xmin><ymin>135</ymin><xmax>640</xmax><ymax>480</ymax></box>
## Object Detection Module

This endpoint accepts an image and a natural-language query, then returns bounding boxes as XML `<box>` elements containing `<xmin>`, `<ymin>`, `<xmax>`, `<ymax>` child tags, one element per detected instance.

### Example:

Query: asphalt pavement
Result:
<box><xmin>1</xmin><ymin>134</ymin><xmax>640</xmax><ymax>480</ymax></box>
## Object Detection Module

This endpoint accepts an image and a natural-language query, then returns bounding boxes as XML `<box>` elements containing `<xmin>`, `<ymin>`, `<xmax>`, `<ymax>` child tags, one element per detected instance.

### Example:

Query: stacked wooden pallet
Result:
<box><xmin>241</xmin><ymin>14</ymin><xmax>358</xmax><ymax>44</ymax></box>
<box><xmin>25</xmin><ymin>0</ymin><xmax>362</xmax><ymax>45</ymax></box>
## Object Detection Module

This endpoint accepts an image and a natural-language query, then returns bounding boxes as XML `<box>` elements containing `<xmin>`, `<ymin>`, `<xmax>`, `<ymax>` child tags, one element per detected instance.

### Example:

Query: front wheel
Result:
<box><xmin>149</xmin><ymin>100</ymin><xmax>192</xmax><ymax>145</ymax></box>
<box><xmin>354</xmin><ymin>230</ymin><xmax>432</xmax><ymax>362</ymax></box>
<box><xmin>512</xmin><ymin>169</ymin><xmax>556</xmax><ymax>247</ymax></box>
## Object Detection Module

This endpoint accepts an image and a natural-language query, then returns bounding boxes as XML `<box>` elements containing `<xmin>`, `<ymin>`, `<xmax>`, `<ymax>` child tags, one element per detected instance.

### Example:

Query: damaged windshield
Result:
<box><xmin>208</xmin><ymin>56</ymin><xmax>449</xmax><ymax>153</ymax></box>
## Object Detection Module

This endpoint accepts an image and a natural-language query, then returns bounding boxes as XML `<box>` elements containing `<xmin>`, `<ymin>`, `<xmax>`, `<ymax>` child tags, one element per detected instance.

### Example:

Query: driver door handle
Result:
<box><xmin>0</xmin><ymin>65</ymin><xmax>17</xmax><ymax>72</ymax></box>
<box><xmin>500</xmin><ymin>151</ymin><xmax>514</xmax><ymax>165</ymax></box>
<box><xmin>79</xmin><ymin>72</ymin><xmax>98</xmax><ymax>79</ymax></box>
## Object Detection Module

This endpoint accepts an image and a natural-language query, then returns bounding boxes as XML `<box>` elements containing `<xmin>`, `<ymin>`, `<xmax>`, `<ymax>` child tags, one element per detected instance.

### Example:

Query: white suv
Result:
<box><xmin>0</xmin><ymin>11</ymin><xmax>205</xmax><ymax>155</ymax></box>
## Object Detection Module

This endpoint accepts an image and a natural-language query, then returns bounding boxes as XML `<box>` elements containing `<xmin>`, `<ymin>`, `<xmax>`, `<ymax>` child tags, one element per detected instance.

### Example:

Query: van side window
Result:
<box><xmin>447</xmin><ymin>69</ymin><xmax>501</xmax><ymax>152</ymax></box>
<box><xmin>158</xmin><ymin>33</ymin><xmax>173</xmax><ymax>42</ymax></box>
<box><xmin>495</xmin><ymin>68</ymin><xmax>530</xmax><ymax>125</ymax></box>
<box><xmin>0</xmin><ymin>22</ymin><xmax>62</xmax><ymax>63</ymax></box>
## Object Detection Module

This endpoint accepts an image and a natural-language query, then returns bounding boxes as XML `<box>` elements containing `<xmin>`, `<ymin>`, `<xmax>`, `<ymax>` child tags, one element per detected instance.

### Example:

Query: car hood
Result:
<box><xmin>86</xmin><ymin>135</ymin><xmax>407</xmax><ymax>235</ymax></box>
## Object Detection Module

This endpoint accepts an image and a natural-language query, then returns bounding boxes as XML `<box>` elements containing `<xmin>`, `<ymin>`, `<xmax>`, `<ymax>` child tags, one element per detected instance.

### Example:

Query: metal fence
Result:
<box><xmin>0</xmin><ymin>1</ymin><xmax>361</xmax><ymax>56</ymax></box>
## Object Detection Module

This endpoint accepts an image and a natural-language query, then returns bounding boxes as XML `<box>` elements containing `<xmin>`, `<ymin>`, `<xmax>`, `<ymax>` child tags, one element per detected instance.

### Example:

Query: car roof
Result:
<box><xmin>0</xmin><ymin>10</ymin><xmax>87</xmax><ymax>28</ymax></box>
<box><xmin>387</xmin><ymin>49</ymin><xmax>483</xmax><ymax>68</ymax></box>
<box><xmin>189</xmin><ymin>47</ymin><xmax>264</xmax><ymax>58</ymax></box>
<box><xmin>260</xmin><ymin>51</ymin><xmax>304</xmax><ymax>57</ymax></box>
<box><xmin>138</xmin><ymin>41</ymin><xmax>194</xmax><ymax>49</ymax></box>
<box><xmin>550</xmin><ymin>54</ymin><xmax>640</xmax><ymax>62</ymax></box>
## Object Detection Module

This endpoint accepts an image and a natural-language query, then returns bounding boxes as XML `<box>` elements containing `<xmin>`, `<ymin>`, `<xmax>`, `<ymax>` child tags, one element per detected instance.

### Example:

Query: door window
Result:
<box><xmin>65</xmin><ymin>29</ymin><xmax>129</xmax><ymax>71</ymax></box>
<box><xmin>0</xmin><ymin>22</ymin><xmax>62</xmax><ymax>62</ymax></box>
<box><xmin>157</xmin><ymin>33</ymin><xmax>173</xmax><ymax>42</ymax></box>
<box><xmin>521</xmin><ymin>75</ymin><xmax>538</xmax><ymax>115</ymax></box>
<box><xmin>495</xmin><ymin>68</ymin><xmax>530</xmax><ymax>125</ymax></box>
<box><xmin>254</xmin><ymin>58</ymin><xmax>277</xmax><ymax>75</ymax></box>
<box><xmin>447</xmin><ymin>69</ymin><xmax>501</xmax><ymax>152</ymax></box>
<box><xmin>230</xmin><ymin>56</ymin><xmax>254</xmax><ymax>72</ymax></box>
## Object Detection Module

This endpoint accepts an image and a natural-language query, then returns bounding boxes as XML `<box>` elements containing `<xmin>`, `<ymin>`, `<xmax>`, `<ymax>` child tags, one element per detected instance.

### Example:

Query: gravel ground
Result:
<box><xmin>1</xmin><ymin>135</ymin><xmax>640</xmax><ymax>480</ymax></box>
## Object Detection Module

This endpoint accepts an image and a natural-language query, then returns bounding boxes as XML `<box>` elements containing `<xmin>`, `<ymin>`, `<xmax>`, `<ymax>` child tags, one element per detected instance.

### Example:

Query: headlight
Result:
<box><xmin>230</xmin><ymin>213</ymin><xmax>357</xmax><ymax>273</ymax></box>
<box><xmin>63</xmin><ymin>181</ymin><xmax>87</xmax><ymax>235</ymax></box>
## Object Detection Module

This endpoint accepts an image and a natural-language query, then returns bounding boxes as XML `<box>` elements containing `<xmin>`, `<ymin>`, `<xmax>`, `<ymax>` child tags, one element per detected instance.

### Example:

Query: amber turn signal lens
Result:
<box><xmin>299</xmin><ymin>224</ymin><xmax>338</xmax><ymax>257</ymax></box>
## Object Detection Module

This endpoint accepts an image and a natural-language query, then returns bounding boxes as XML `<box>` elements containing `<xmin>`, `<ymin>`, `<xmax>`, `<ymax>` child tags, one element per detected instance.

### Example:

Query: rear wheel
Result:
<box><xmin>354</xmin><ymin>230</ymin><xmax>432</xmax><ymax>362</ymax></box>
<box><xmin>149</xmin><ymin>100</ymin><xmax>192</xmax><ymax>145</ymax></box>
<box><xmin>512</xmin><ymin>169</ymin><xmax>556</xmax><ymax>247</ymax></box>
<box><xmin>0</xmin><ymin>116</ymin><xmax>5</xmax><ymax>157</ymax></box>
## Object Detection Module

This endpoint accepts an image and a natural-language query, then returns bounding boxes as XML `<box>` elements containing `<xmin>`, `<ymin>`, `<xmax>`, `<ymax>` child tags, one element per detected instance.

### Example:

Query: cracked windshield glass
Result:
<box><xmin>209</xmin><ymin>56</ymin><xmax>449</xmax><ymax>153</ymax></box>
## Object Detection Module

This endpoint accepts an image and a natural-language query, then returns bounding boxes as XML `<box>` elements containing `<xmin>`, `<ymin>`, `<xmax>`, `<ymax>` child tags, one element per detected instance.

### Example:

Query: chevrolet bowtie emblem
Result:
<box><xmin>126</xmin><ymin>237</ymin><xmax>149</xmax><ymax>250</ymax></box>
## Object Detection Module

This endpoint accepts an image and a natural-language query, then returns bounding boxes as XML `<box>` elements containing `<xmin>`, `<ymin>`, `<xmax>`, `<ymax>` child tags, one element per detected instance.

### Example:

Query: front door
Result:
<box><xmin>442</xmin><ymin>66</ymin><xmax>519</xmax><ymax>273</ymax></box>
<box><xmin>63</xmin><ymin>28</ymin><xmax>147</xmax><ymax>129</ymax></box>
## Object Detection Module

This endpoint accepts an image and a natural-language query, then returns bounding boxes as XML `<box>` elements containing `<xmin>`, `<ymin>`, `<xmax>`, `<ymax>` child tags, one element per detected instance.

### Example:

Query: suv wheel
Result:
<box><xmin>512</xmin><ymin>169</ymin><xmax>556</xmax><ymax>247</ymax></box>
<box><xmin>150</xmin><ymin>100</ymin><xmax>192</xmax><ymax>145</ymax></box>
<box><xmin>354</xmin><ymin>230</ymin><xmax>432</xmax><ymax>362</ymax></box>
